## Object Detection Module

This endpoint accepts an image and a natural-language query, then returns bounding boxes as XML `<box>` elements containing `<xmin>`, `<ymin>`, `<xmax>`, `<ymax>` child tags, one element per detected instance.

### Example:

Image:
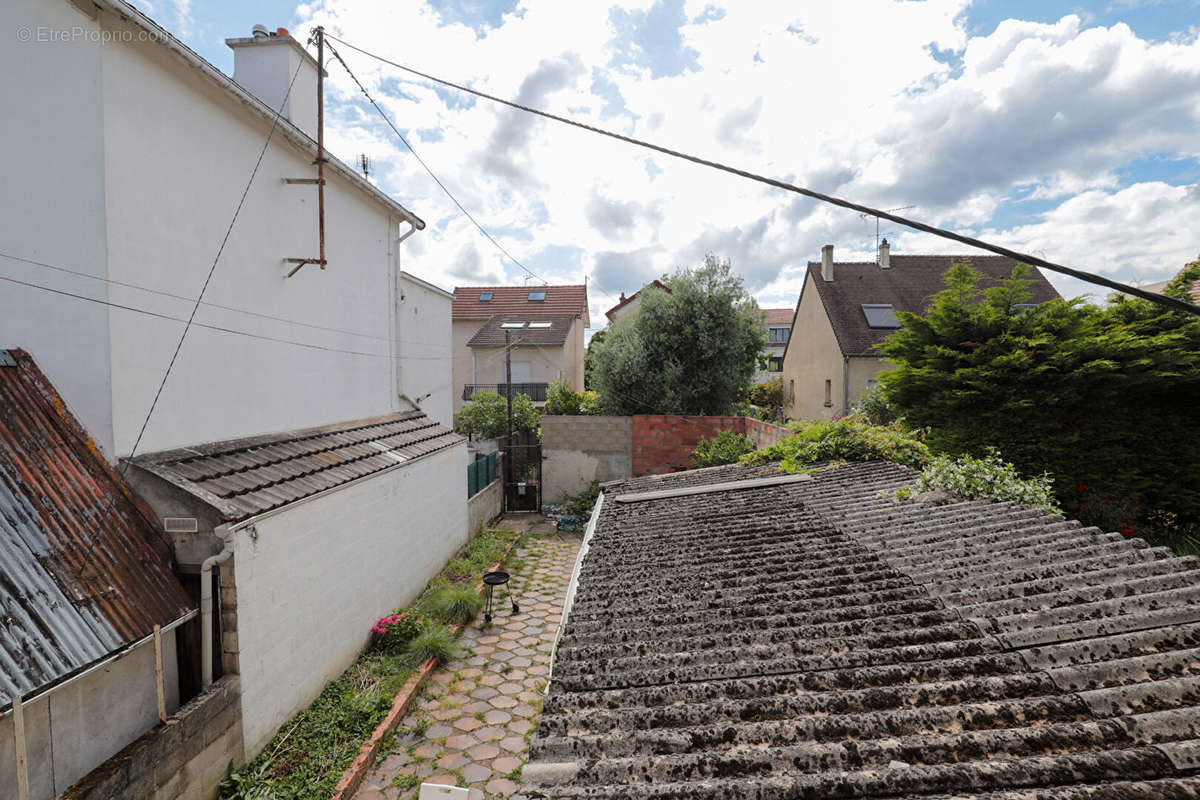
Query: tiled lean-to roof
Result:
<box><xmin>131</xmin><ymin>411</ymin><xmax>463</xmax><ymax>521</ymax></box>
<box><xmin>526</xmin><ymin>460</ymin><xmax>1200</xmax><ymax>799</ymax></box>
<box><xmin>466</xmin><ymin>314</ymin><xmax>577</xmax><ymax>348</ymax></box>
<box><xmin>0</xmin><ymin>350</ymin><xmax>193</xmax><ymax>707</ymax></box>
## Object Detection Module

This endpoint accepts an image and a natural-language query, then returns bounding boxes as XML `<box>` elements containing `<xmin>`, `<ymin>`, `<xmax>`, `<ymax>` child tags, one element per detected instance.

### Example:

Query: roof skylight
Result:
<box><xmin>528</xmin><ymin>321</ymin><xmax>552</xmax><ymax>328</ymax></box>
<box><xmin>528</xmin><ymin>290</ymin><xmax>547</xmax><ymax>301</ymax></box>
<box><xmin>500</xmin><ymin>321</ymin><xmax>526</xmax><ymax>328</ymax></box>
<box><xmin>479</xmin><ymin>292</ymin><xmax>493</xmax><ymax>301</ymax></box>
<box><xmin>861</xmin><ymin>304</ymin><xmax>901</xmax><ymax>329</ymax></box>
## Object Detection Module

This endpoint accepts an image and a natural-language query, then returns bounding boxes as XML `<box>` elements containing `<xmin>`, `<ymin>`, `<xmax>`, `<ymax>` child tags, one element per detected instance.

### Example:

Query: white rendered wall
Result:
<box><xmin>0</xmin><ymin>632</ymin><xmax>179</xmax><ymax>800</ymax></box>
<box><xmin>398</xmin><ymin>274</ymin><xmax>454</xmax><ymax>428</ymax></box>
<box><xmin>232</xmin><ymin>444</ymin><xmax>469</xmax><ymax>757</ymax></box>
<box><xmin>0</xmin><ymin>0</ymin><xmax>115</xmax><ymax>455</ymax></box>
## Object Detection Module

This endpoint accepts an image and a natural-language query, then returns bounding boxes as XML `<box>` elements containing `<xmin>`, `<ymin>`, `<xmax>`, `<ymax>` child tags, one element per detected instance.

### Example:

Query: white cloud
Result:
<box><xmin>292</xmin><ymin>1</ymin><xmax>1200</xmax><ymax>324</ymax></box>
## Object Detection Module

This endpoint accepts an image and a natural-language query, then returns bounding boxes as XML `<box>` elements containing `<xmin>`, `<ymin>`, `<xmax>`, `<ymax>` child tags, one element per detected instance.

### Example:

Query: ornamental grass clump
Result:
<box><xmin>897</xmin><ymin>449</ymin><xmax>1061</xmax><ymax>513</ymax></box>
<box><xmin>402</xmin><ymin>622</ymin><xmax>459</xmax><ymax>668</ymax></box>
<box><xmin>369</xmin><ymin>610</ymin><xmax>424</xmax><ymax>655</ymax></box>
<box><xmin>424</xmin><ymin>584</ymin><xmax>484</xmax><ymax>626</ymax></box>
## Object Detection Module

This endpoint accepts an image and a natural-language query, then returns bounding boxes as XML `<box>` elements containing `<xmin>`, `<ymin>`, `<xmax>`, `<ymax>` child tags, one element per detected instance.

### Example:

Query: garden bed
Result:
<box><xmin>219</xmin><ymin>528</ymin><xmax>523</xmax><ymax>800</ymax></box>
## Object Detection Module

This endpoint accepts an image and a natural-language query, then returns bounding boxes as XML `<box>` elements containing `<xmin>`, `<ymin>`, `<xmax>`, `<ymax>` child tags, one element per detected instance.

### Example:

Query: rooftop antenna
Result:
<box><xmin>861</xmin><ymin>205</ymin><xmax>915</xmax><ymax>260</ymax></box>
<box><xmin>359</xmin><ymin>153</ymin><xmax>371</xmax><ymax>177</ymax></box>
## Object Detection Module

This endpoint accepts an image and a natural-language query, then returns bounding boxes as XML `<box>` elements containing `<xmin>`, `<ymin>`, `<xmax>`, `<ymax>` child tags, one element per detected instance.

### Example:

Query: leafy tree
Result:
<box><xmin>454</xmin><ymin>391</ymin><xmax>539</xmax><ymax>439</ymax></box>
<box><xmin>878</xmin><ymin>260</ymin><xmax>1200</xmax><ymax>524</ymax></box>
<box><xmin>544</xmin><ymin>378</ymin><xmax>599</xmax><ymax>415</ymax></box>
<box><xmin>590</xmin><ymin>254</ymin><xmax>765</xmax><ymax>414</ymax></box>
<box><xmin>583</xmin><ymin>329</ymin><xmax>606</xmax><ymax>390</ymax></box>
<box><xmin>747</xmin><ymin>376</ymin><xmax>786</xmax><ymax>421</ymax></box>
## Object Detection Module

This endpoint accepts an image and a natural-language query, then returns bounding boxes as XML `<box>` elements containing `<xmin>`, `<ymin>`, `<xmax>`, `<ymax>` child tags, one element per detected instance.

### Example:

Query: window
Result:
<box><xmin>528</xmin><ymin>321</ymin><xmax>552</xmax><ymax>328</ymax></box>
<box><xmin>824</xmin><ymin>379</ymin><xmax>832</xmax><ymax>407</ymax></box>
<box><xmin>861</xmin><ymin>304</ymin><xmax>901</xmax><ymax>329</ymax></box>
<box><xmin>768</xmin><ymin>327</ymin><xmax>790</xmax><ymax>343</ymax></box>
<box><xmin>479</xmin><ymin>292</ymin><xmax>493</xmax><ymax>301</ymax></box>
<box><xmin>768</xmin><ymin>356</ymin><xmax>784</xmax><ymax>372</ymax></box>
<box><xmin>500</xmin><ymin>321</ymin><xmax>525</xmax><ymax>328</ymax></box>
<box><xmin>528</xmin><ymin>290</ymin><xmax>547</xmax><ymax>301</ymax></box>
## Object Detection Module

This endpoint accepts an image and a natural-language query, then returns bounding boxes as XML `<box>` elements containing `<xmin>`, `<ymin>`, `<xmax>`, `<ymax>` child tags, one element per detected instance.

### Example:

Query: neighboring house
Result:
<box><xmin>781</xmin><ymin>242</ymin><xmax>1059</xmax><ymax>420</ymax></box>
<box><xmin>452</xmin><ymin>285</ymin><xmax>590</xmax><ymax>414</ymax></box>
<box><xmin>0</xmin><ymin>0</ymin><xmax>467</xmax><ymax>791</ymax></box>
<box><xmin>1145</xmin><ymin>261</ymin><xmax>1200</xmax><ymax>304</ymax></box>
<box><xmin>0</xmin><ymin>350</ymin><xmax>195</xmax><ymax>800</ymax></box>
<box><xmin>754</xmin><ymin>307</ymin><xmax>794</xmax><ymax>382</ymax></box>
<box><xmin>603</xmin><ymin>279</ymin><xmax>671</xmax><ymax>325</ymax></box>
<box><xmin>527</xmin><ymin>459</ymin><xmax>1200</xmax><ymax>797</ymax></box>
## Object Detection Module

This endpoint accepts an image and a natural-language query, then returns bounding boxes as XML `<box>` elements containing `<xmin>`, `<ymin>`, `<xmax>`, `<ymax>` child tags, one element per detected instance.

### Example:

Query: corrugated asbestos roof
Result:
<box><xmin>132</xmin><ymin>411</ymin><xmax>464</xmax><ymax>521</ymax></box>
<box><xmin>453</xmin><ymin>285</ymin><xmax>589</xmax><ymax>323</ymax></box>
<box><xmin>809</xmin><ymin>255</ymin><xmax>1060</xmax><ymax>356</ymax></box>
<box><xmin>526</xmin><ymin>460</ymin><xmax>1200</xmax><ymax>798</ymax></box>
<box><xmin>0</xmin><ymin>350</ymin><xmax>194</xmax><ymax>708</ymax></box>
<box><xmin>467</xmin><ymin>315</ymin><xmax>576</xmax><ymax>348</ymax></box>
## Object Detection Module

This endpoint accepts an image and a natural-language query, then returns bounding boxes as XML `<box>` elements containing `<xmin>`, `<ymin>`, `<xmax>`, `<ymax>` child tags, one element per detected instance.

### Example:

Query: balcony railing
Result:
<box><xmin>462</xmin><ymin>383</ymin><xmax>550</xmax><ymax>402</ymax></box>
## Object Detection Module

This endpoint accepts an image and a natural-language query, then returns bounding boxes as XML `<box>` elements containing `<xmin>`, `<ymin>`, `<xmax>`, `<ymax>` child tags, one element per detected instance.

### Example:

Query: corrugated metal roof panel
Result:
<box><xmin>0</xmin><ymin>350</ymin><xmax>195</xmax><ymax>707</ymax></box>
<box><xmin>133</xmin><ymin>410</ymin><xmax>465</xmax><ymax>522</ymax></box>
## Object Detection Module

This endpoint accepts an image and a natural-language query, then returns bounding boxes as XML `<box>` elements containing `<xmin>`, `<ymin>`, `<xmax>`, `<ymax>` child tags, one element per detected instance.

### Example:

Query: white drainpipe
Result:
<box><xmin>201</xmin><ymin>525</ymin><xmax>235</xmax><ymax>687</ymax></box>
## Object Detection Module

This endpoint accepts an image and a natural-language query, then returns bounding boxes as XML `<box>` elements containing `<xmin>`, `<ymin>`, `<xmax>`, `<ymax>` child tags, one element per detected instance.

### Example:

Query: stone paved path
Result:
<box><xmin>354</xmin><ymin>523</ymin><xmax>581</xmax><ymax>799</ymax></box>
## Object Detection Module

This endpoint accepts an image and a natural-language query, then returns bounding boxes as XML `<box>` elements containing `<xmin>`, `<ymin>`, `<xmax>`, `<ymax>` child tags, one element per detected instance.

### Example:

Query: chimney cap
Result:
<box><xmin>252</xmin><ymin>24</ymin><xmax>269</xmax><ymax>38</ymax></box>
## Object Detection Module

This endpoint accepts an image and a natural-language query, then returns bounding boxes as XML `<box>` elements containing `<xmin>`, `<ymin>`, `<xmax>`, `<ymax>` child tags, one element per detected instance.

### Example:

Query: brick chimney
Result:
<box><xmin>879</xmin><ymin>238</ymin><xmax>891</xmax><ymax>269</ymax></box>
<box><xmin>821</xmin><ymin>244</ymin><xmax>834</xmax><ymax>282</ymax></box>
<box><xmin>226</xmin><ymin>27</ymin><xmax>322</xmax><ymax>139</ymax></box>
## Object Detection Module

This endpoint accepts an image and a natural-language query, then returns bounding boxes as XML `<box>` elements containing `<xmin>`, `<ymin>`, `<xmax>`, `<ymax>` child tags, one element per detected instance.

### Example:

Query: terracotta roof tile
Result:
<box><xmin>453</xmin><ymin>285</ymin><xmax>589</xmax><ymax>322</ymax></box>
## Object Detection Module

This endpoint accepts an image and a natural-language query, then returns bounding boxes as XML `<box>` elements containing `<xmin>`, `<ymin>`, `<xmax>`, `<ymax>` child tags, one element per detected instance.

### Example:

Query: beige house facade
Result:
<box><xmin>781</xmin><ymin>243</ymin><xmax>1060</xmax><ymax>421</ymax></box>
<box><xmin>452</xmin><ymin>286</ymin><xmax>589</xmax><ymax>414</ymax></box>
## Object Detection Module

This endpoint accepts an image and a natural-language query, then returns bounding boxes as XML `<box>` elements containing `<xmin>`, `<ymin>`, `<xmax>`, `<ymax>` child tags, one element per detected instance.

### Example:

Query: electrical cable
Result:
<box><xmin>323</xmin><ymin>32</ymin><xmax>1200</xmax><ymax>317</ymax></box>
<box><xmin>324</xmin><ymin>41</ymin><xmax>549</xmax><ymax>287</ymax></box>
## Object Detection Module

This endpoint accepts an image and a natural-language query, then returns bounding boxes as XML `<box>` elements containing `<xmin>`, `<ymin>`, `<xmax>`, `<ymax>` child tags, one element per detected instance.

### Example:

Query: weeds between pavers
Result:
<box><xmin>218</xmin><ymin>527</ymin><xmax>521</xmax><ymax>800</ymax></box>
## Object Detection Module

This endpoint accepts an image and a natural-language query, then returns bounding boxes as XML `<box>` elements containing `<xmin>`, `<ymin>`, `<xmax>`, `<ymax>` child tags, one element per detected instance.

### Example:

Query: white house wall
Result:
<box><xmin>231</xmin><ymin>443</ymin><xmax>468</xmax><ymax>757</ymax></box>
<box><xmin>0</xmin><ymin>0</ymin><xmax>115</xmax><ymax>456</ymax></box>
<box><xmin>0</xmin><ymin>632</ymin><xmax>179</xmax><ymax>800</ymax></box>
<box><xmin>398</xmin><ymin>274</ymin><xmax>454</xmax><ymax>427</ymax></box>
<box><xmin>98</xmin><ymin>11</ymin><xmax>401</xmax><ymax>457</ymax></box>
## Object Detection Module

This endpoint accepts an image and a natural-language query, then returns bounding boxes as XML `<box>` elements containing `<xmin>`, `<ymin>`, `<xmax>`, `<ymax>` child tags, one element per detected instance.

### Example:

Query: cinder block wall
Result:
<box><xmin>542</xmin><ymin>416</ymin><xmax>633</xmax><ymax>503</ymax></box>
<box><xmin>61</xmin><ymin>676</ymin><xmax>243</xmax><ymax>800</ymax></box>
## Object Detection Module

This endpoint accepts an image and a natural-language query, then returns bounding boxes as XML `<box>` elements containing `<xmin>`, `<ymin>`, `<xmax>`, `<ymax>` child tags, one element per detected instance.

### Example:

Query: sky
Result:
<box><xmin>137</xmin><ymin>0</ymin><xmax>1200</xmax><ymax>325</ymax></box>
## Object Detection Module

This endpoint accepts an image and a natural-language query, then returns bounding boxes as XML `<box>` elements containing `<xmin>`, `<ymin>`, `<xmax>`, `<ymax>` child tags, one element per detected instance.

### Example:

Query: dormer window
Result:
<box><xmin>479</xmin><ymin>292</ymin><xmax>493</xmax><ymax>301</ymax></box>
<box><xmin>528</xmin><ymin>290</ymin><xmax>547</xmax><ymax>301</ymax></box>
<box><xmin>861</xmin><ymin>304</ymin><xmax>900</xmax><ymax>329</ymax></box>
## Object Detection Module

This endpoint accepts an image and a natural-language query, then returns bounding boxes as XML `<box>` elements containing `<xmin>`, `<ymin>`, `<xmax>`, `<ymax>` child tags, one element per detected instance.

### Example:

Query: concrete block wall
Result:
<box><xmin>468</xmin><ymin>471</ymin><xmax>503</xmax><ymax>533</ymax></box>
<box><xmin>542</xmin><ymin>416</ymin><xmax>634</xmax><ymax>503</ymax></box>
<box><xmin>231</xmin><ymin>444</ymin><xmax>468</xmax><ymax>757</ymax></box>
<box><xmin>61</xmin><ymin>676</ymin><xmax>243</xmax><ymax>800</ymax></box>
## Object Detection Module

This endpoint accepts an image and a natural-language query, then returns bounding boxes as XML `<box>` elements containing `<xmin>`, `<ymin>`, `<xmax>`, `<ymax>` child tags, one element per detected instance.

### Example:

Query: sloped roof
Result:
<box><xmin>527</xmin><ymin>459</ymin><xmax>1200</xmax><ymax>798</ymax></box>
<box><xmin>808</xmin><ymin>255</ymin><xmax>1060</xmax><ymax>356</ymax></box>
<box><xmin>762</xmin><ymin>307</ymin><xmax>794</xmax><ymax>325</ymax></box>
<box><xmin>454</xmin><ymin>285</ymin><xmax>589</xmax><ymax>325</ymax></box>
<box><xmin>0</xmin><ymin>350</ymin><xmax>193</xmax><ymax>708</ymax></box>
<box><xmin>466</xmin><ymin>314</ymin><xmax>576</xmax><ymax>348</ymax></box>
<box><xmin>131</xmin><ymin>411</ymin><xmax>463</xmax><ymax>521</ymax></box>
<box><xmin>604</xmin><ymin>280</ymin><xmax>671</xmax><ymax>322</ymax></box>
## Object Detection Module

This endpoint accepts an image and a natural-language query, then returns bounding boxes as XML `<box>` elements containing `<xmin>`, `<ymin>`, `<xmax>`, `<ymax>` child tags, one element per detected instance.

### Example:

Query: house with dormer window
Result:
<box><xmin>780</xmin><ymin>241</ymin><xmax>1060</xmax><ymax>420</ymax></box>
<box><xmin>451</xmin><ymin>285</ymin><xmax>590</xmax><ymax>413</ymax></box>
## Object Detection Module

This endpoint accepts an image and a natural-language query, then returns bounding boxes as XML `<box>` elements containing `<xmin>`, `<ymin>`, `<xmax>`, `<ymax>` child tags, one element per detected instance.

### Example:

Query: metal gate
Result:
<box><xmin>503</xmin><ymin>429</ymin><xmax>542</xmax><ymax>512</ymax></box>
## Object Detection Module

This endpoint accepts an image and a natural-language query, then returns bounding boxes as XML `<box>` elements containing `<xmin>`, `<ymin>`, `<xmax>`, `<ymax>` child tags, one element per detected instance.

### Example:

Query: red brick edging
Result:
<box><xmin>330</xmin><ymin>534</ymin><xmax>524</xmax><ymax>800</ymax></box>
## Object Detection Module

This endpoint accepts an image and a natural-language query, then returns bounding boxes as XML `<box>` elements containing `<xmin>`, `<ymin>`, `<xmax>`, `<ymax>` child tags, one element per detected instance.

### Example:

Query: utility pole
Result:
<box><xmin>504</xmin><ymin>330</ymin><xmax>513</xmax><ymax>504</ymax></box>
<box><xmin>315</xmin><ymin>25</ymin><xmax>326</xmax><ymax>270</ymax></box>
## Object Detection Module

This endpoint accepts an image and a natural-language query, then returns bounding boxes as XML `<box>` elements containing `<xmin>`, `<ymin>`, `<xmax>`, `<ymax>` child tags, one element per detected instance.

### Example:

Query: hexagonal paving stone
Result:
<box><xmin>462</xmin><ymin>762</ymin><xmax>494</xmax><ymax>784</ymax></box>
<box><xmin>453</xmin><ymin>717</ymin><xmax>483</xmax><ymax>732</ymax></box>
<box><xmin>467</xmin><ymin>742</ymin><xmax>501</xmax><ymax>761</ymax></box>
<box><xmin>484</xmin><ymin>709</ymin><xmax>512</xmax><ymax>725</ymax></box>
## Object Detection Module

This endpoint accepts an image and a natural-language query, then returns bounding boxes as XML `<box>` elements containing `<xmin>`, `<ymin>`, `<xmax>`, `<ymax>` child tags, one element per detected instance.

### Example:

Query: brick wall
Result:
<box><xmin>632</xmin><ymin>415</ymin><xmax>790</xmax><ymax>476</ymax></box>
<box><xmin>61</xmin><ymin>676</ymin><xmax>243</xmax><ymax>800</ymax></box>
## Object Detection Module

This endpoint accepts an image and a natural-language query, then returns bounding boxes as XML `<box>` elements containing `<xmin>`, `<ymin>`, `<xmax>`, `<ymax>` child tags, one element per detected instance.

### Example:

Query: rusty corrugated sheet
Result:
<box><xmin>133</xmin><ymin>410</ymin><xmax>464</xmax><ymax>521</ymax></box>
<box><xmin>0</xmin><ymin>350</ymin><xmax>194</xmax><ymax>707</ymax></box>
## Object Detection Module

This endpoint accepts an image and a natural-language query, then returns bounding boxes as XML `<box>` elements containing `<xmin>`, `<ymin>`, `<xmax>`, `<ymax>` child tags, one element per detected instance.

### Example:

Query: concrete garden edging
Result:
<box><xmin>329</xmin><ymin>533</ymin><xmax>524</xmax><ymax>800</ymax></box>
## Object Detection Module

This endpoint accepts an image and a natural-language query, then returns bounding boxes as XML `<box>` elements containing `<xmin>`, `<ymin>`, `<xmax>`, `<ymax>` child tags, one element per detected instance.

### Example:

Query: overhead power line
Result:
<box><xmin>324</xmin><ymin>41</ymin><xmax>548</xmax><ymax>287</ymax></box>
<box><xmin>323</xmin><ymin>32</ymin><xmax>1200</xmax><ymax>317</ymax></box>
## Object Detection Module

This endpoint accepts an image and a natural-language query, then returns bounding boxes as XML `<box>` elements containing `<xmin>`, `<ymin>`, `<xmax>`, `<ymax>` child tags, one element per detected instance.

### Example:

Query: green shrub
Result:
<box><xmin>402</xmin><ymin>622</ymin><xmax>459</xmax><ymax>667</ymax></box>
<box><xmin>691</xmin><ymin>429</ymin><xmax>757</xmax><ymax>468</ymax></box>
<box><xmin>564</xmin><ymin>481</ymin><xmax>600</xmax><ymax>519</ymax></box>
<box><xmin>454</xmin><ymin>391</ymin><xmax>539</xmax><ymax>438</ymax></box>
<box><xmin>424</xmin><ymin>584</ymin><xmax>484</xmax><ymax>626</ymax></box>
<box><xmin>895</xmin><ymin>449</ymin><xmax>1060</xmax><ymax>513</ymax></box>
<box><xmin>369</xmin><ymin>610</ymin><xmax>424</xmax><ymax>654</ymax></box>
<box><xmin>742</xmin><ymin>416</ymin><xmax>929</xmax><ymax>472</ymax></box>
<box><xmin>854</xmin><ymin>385</ymin><xmax>897</xmax><ymax>426</ymax></box>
